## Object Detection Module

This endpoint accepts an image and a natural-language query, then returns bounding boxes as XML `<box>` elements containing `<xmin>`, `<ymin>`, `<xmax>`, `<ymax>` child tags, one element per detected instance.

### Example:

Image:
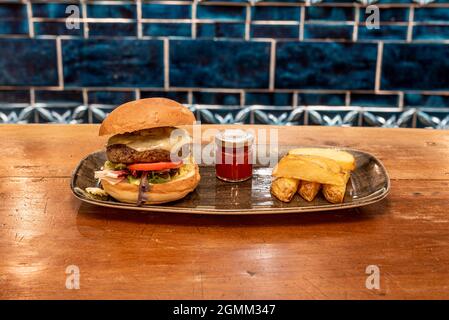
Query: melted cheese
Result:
<box><xmin>107</xmin><ymin>127</ymin><xmax>191</xmax><ymax>152</ymax></box>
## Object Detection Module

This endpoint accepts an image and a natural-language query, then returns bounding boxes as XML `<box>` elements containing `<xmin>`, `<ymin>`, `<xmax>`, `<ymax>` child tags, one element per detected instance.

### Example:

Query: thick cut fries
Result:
<box><xmin>322</xmin><ymin>171</ymin><xmax>351</xmax><ymax>204</ymax></box>
<box><xmin>298</xmin><ymin>181</ymin><xmax>321</xmax><ymax>202</ymax></box>
<box><xmin>272</xmin><ymin>154</ymin><xmax>346</xmax><ymax>186</ymax></box>
<box><xmin>271</xmin><ymin>177</ymin><xmax>300</xmax><ymax>202</ymax></box>
<box><xmin>288</xmin><ymin>148</ymin><xmax>355</xmax><ymax>171</ymax></box>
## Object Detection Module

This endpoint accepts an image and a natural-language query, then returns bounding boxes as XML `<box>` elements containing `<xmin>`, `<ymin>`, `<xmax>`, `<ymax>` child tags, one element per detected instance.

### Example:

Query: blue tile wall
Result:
<box><xmin>62</xmin><ymin>39</ymin><xmax>164</xmax><ymax>87</ymax></box>
<box><xmin>0</xmin><ymin>0</ymin><xmax>448</xmax><ymax>129</ymax></box>
<box><xmin>169</xmin><ymin>39</ymin><xmax>270</xmax><ymax>88</ymax></box>
<box><xmin>276</xmin><ymin>42</ymin><xmax>377</xmax><ymax>90</ymax></box>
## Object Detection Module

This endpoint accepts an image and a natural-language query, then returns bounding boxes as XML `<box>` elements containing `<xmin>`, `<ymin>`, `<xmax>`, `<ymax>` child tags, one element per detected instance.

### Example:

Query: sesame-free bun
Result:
<box><xmin>101</xmin><ymin>164</ymin><xmax>200</xmax><ymax>205</ymax></box>
<box><xmin>99</xmin><ymin>98</ymin><xmax>196</xmax><ymax>136</ymax></box>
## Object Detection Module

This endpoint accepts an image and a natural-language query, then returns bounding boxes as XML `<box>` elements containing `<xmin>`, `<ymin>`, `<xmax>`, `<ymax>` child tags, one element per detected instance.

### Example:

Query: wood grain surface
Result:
<box><xmin>1</xmin><ymin>124</ymin><xmax>449</xmax><ymax>299</ymax></box>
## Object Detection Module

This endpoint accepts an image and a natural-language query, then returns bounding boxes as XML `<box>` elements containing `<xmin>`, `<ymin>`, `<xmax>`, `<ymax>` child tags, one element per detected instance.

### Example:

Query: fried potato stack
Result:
<box><xmin>270</xmin><ymin>148</ymin><xmax>355</xmax><ymax>204</ymax></box>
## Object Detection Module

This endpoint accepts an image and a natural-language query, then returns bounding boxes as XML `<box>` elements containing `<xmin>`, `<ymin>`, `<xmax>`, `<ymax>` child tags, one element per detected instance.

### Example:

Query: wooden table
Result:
<box><xmin>1</xmin><ymin>124</ymin><xmax>449</xmax><ymax>300</ymax></box>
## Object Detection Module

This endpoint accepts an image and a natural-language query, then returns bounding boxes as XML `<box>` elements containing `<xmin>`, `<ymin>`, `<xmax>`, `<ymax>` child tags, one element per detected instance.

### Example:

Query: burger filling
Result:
<box><xmin>106</xmin><ymin>127</ymin><xmax>191</xmax><ymax>164</ymax></box>
<box><xmin>95</xmin><ymin>126</ymin><xmax>194</xmax><ymax>206</ymax></box>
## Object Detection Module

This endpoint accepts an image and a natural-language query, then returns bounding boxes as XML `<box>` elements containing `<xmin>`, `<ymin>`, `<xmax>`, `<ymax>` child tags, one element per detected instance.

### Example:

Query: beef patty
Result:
<box><xmin>106</xmin><ymin>144</ymin><xmax>171</xmax><ymax>164</ymax></box>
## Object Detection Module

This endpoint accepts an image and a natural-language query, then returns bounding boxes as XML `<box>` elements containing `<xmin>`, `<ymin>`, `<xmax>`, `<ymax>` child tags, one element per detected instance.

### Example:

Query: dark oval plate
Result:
<box><xmin>71</xmin><ymin>147</ymin><xmax>390</xmax><ymax>215</ymax></box>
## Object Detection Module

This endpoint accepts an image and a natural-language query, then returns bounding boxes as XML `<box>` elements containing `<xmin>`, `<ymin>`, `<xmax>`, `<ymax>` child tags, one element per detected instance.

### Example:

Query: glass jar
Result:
<box><xmin>215</xmin><ymin>129</ymin><xmax>254</xmax><ymax>182</ymax></box>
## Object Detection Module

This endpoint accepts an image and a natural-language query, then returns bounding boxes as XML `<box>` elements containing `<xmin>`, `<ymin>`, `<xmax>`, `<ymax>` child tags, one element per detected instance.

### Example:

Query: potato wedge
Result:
<box><xmin>272</xmin><ymin>154</ymin><xmax>346</xmax><ymax>186</ymax></box>
<box><xmin>298</xmin><ymin>181</ymin><xmax>321</xmax><ymax>202</ymax></box>
<box><xmin>322</xmin><ymin>171</ymin><xmax>351</xmax><ymax>204</ymax></box>
<box><xmin>271</xmin><ymin>177</ymin><xmax>300</xmax><ymax>202</ymax></box>
<box><xmin>288</xmin><ymin>148</ymin><xmax>355</xmax><ymax>171</ymax></box>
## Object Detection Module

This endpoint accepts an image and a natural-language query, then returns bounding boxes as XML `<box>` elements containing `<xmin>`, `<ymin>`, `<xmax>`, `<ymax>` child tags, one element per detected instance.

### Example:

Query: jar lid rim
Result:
<box><xmin>215</xmin><ymin>129</ymin><xmax>254</xmax><ymax>147</ymax></box>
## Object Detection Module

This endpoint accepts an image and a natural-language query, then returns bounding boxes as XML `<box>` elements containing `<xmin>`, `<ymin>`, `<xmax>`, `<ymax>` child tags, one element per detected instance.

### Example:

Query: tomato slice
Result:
<box><xmin>127</xmin><ymin>162</ymin><xmax>183</xmax><ymax>172</ymax></box>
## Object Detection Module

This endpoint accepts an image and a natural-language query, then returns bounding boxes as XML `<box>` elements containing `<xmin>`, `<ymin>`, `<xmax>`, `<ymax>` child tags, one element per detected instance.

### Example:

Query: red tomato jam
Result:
<box><xmin>215</xmin><ymin>130</ymin><xmax>254</xmax><ymax>182</ymax></box>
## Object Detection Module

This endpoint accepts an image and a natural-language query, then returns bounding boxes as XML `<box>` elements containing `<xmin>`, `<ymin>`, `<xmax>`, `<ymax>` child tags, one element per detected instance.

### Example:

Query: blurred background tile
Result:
<box><xmin>382</xmin><ymin>44</ymin><xmax>449</xmax><ymax>91</ymax></box>
<box><xmin>196</xmin><ymin>22</ymin><xmax>245</xmax><ymax>38</ymax></box>
<box><xmin>142</xmin><ymin>4</ymin><xmax>191</xmax><ymax>19</ymax></box>
<box><xmin>197</xmin><ymin>4</ymin><xmax>246</xmax><ymax>22</ymax></box>
<box><xmin>303</xmin><ymin>24</ymin><xmax>353</xmax><ymax>40</ymax></box>
<box><xmin>251</xmin><ymin>6</ymin><xmax>300</xmax><ymax>21</ymax></box>
<box><xmin>143</xmin><ymin>23</ymin><xmax>191</xmax><ymax>37</ymax></box>
<box><xmin>0</xmin><ymin>3</ymin><xmax>28</xmax><ymax>35</ymax></box>
<box><xmin>275</xmin><ymin>42</ymin><xmax>377</xmax><ymax>90</ymax></box>
<box><xmin>251</xmin><ymin>24</ymin><xmax>299</xmax><ymax>39</ymax></box>
<box><xmin>87</xmin><ymin>4</ymin><xmax>136</xmax><ymax>19</ymax></box>
<box><xmin>62</xmin><ymin>39</ymin><xmax>164</xmax><ymax>87</ymax></box>
<box><xmin>0</xmin><ymin>39</ymin><xmax>58</xmax><ymax>86</ymax></box>
<box><xmin>169</xmin><ymin>40</ymin><xmax>270</xmax><ymax>88</ymax></box>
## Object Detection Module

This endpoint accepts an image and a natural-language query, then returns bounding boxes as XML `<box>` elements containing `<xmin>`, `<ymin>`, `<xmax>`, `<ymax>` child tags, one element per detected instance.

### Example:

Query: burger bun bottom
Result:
<box><xmin>101</xmin><ymin>164</ymin><xmax>200</xmax><ymax>205</ymax></box>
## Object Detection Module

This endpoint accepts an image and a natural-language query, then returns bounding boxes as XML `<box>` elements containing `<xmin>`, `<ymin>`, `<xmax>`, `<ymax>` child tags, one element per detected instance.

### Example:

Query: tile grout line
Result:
<box><xmin>245</xmin><ymin>4</ymin><xmax>251</xmax><ymax>41</ymax></box>
<box><xmin>398</xmin><ymin>91</ymin><xmax>404</xmax><ymax>110</ymax></box>
<box><xmin>374</xmin><ymin>42</ymin><xmax>383</xmax><ymax>93</ymax></box>
<box><xmin>26</xmin><ymin>1</ymin><xmax>35</xmax><ymax>38</ymax></box>
<box><xmin>191</xmin><ymin>0</ymin><xmax>197</xmax><ymax>39</ymax></box>
<box><xmin>269</xmin><ymin>40</ymin><xmax>276</xmax><ymax>92</ymax></box>
<box><xmin>82</xmin><ymin>88</ymin><xmax>92</xmax><ymax>123</ymax></box>
<box><xmin>81</xmin><ymin>0</ymin><xmax>89</xmax><ymax>38</ymax></box>
<box><xmin>163</xmin><ymin>38</ymin><xmax>170</xmax><ymax>90</ymax></box>
<box><xmin>136</xmin><ymin>0</ymin><xmax>143</xmax><ymax>39</ymax></box>
<box><xmin>292</xmin><ymin>90</ymin><xmax>298</xmax><ymax>108</ymax></box>
<box><xmin>30</xmin><ymin>88</ymin><xmax>38</xmax><ymax>122</ymax></box>
<box><xmin>407</xmin><ymin>6</ymin><xmax>414</xmax><ymax>42</ymax></box>
<box><xmin>352</xmin><ymin>5</ymin><xmax>359</xmax><ymax>42</ymax></box>
<box><xmin>299</xmin><ymin>6</ymin><xmax>305</xmax><ymax>41</ymax></box>
<box><xmin>56</xmin><ymin>37</ymin><xmax>64</xmax><ymax>89</ymax></box>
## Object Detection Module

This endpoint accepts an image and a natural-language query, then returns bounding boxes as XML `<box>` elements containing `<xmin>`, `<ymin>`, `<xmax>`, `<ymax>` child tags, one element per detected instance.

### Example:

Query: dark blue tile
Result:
<box><xmin>89</xmin><ymin>23</ymin><xmax>137</xmax><ymax>37</ymax></box>
<box><xmin>375</xmin><ymin>0</ymin><xmax>414</xmax><ymax>3</ymax></box>
<box><xmin>88</xmin><ymin>90</ymin><xmax>136</xmax><ymax>105</ymax></box>
<box><xmin>142</xmin><ymin>4</ymin><xmax>191</xmax><ymax>19</ymax></box>
<box><xmin>276</xmin><ymin>42</ymin><xmax>377</xmax><ymax>90</ymax></box>
<box><xmin>87</xmin><ymin>4</ymin><xmax>136</xmax><ymax>19</ymax></box>
<box><xmin>413</xmin><ymin>25</ymin><xmax>449</xmax><ymax>41</ymax></box>
<box><xmin>62</xmin><ymin>39</ymin><xmax>164</xmax><ymax>88</ymax></box>
<box><xmin>197</xmin><ymin>4</ymin><xmax>246</xmax><ymax>21</ymax></box>
<box><xmin>193</xmin><ymin>92</ymin><xmax>240</xmax><ymax>105</ymax></box>
<box><xmin>197</xmin><ymin>22</ymin><xmax>245</xmax><ymax>38</ymax></box>
<box><xmin>34</xmin><ymin>22</ymin><xmax>83</xmax><ymax>36</ymax></box>
<box><xmin>0</xmin><ymin>3</ymin><xmax>27</xmax><ymax>18</ymax></box>
<box><xmin>245</xmin><ymin>92</ymin><xmax>292</xmax><ymax>106</ymax></box>
<box><xmin>0</xmin><ymin>3</ymin><xmax>28</xmax><ymax>34</ymax></box>
<box><xmin>0</xmin><ymin>90</ymin><xmax>30</xmax><ymax>103</ymax></box>
<box><xmin>0</xmin><ymin>20</ymin><xmax>28</xmax><ymax>35</ymax></box>
<box><xmin>140</xmin><ymin>91</ymin><xmax>189</xmax><ymax>104</ymax></box>
<box><xmin>405</xmin><ymin>94</ymin><xmax>449</xmax><ymax>108</ymax></box>
<box><xmin>251</xmin><ymin>24</ymin><xmax>299</xmax><ymax>39</ymax></box>
<box><xmin>143</xmin><ymin>23</ymin><xmax>191</xmax><ymax>37</ymax></box>
<box><xmin>350</xmin><ymin>93</ymin><xmax>399</xmax><ymax>107</ymax></box>
<box><xmin>251</xmin><ymin>6</ymin><xmax>300</xmax><ymax>21</ymax></box>
<box><xmin>306</xmin><ymin>7</ymin><xmax>354</xmax><ymax>21</ymax></box>
<box><xmin>304</xmin><ymin>24</ymin><xmax>353</xmax><ymax>40</ymax></box>
<box><xmin>35</xmin><ymin>90</ymin><xmax>83</xmax><ymax>105</ymax></box>
<box><xmin>415</xmin><ymin>8</ymin><xmax>449</xmax><ymax>22</ymax></box>
<box><xmin>0</xmin><ymin>39</ymin><xmax>58</xmax><ymax>86</ymax></box>
<box><xmin>170</xmin><ymin>40</ymin><xmax>270</xmax><ymax>88</ymax></box>
<box><xmin>382</xmin><ymin>44</ymin><xmax>449</xmax><ymax>91</ymax></box>
<box><xmin>360</xmin><ymin>8</ymin><xmax>409</xmax><ymax>22</ymax></box>
<box><xmin>358</xmin><ymin>25</ymin><xmax>407</xmax><ymax>40</ymax></box>
<box><xmin>32</xmin><ymin>3</ymin><xmax>82</xmax><ymax>18</ymax></box>
<box><xmin>297</xmin><ymin>93</ymin><xmax>345</xmax><ymax>106</ymax></box>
